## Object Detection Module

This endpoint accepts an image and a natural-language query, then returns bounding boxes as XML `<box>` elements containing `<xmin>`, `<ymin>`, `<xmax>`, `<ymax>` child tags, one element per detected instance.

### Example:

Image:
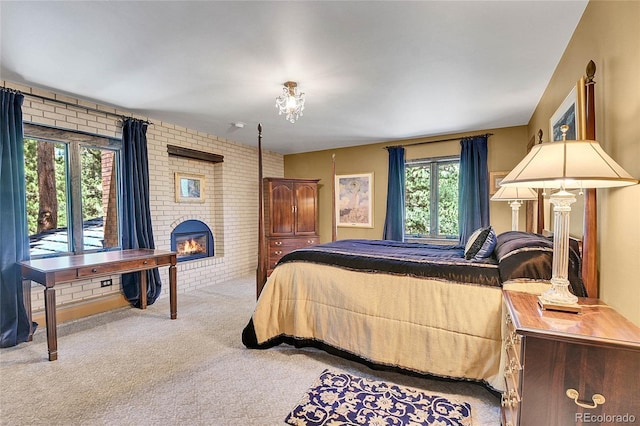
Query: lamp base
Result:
<box><xmin>538</xmin><ymin>276</ymin><xmax>581</xmax><ymax>313</ymax></box>
<box><xmin>538</xmin><ymin>296</ymin><xmax>582</xmax><ymax>313</ymax></box>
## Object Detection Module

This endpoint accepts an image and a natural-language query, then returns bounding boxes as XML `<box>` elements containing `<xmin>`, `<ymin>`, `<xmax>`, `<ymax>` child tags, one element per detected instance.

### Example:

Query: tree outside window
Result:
<box><xmin>23</xmin><ymin>125</ymin><xmax>121</xmax><ymax>257</ymax></box>
<box><xmin>405</xmin><ymin>156</ymin><xmax>459</xmax><ymax>240</ymax></box>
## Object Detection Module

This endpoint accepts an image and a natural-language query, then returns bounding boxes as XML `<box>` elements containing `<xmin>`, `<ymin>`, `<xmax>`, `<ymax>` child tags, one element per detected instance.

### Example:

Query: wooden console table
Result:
<box><xmin>21</xmin><ymin>249</ymin><xmax>177</xmax><ymax>361</ymax></box>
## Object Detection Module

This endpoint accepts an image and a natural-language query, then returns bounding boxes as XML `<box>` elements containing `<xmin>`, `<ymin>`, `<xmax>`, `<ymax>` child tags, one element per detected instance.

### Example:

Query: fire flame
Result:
<box><xmin>178</xmin><ymin>238</ymin><xmax>206</xmax><ymax>256</ymax></box>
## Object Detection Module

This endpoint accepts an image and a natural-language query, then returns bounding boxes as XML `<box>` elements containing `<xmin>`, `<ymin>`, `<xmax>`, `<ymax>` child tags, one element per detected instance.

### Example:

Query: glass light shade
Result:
<box><xmin>500</xmin><ymin>140</ymin><xmax>638</xmax><ymax>189</ymax></box>
<box><xmin>275</xmin><ymin>81</ymin><xmax>305</xmax><ymax>123</ymax></box>
<box><xmin>491</xmin><ymin>186</ymin><xmax>538</xmax><ymax>201</ymax></box>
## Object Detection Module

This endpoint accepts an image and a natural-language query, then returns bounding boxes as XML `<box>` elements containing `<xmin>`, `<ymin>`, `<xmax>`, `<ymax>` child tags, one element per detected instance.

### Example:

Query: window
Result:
<box><xmin>23</xmin><ymin>124</ymin><xmax>122</xmax><ymax>257</ymax></box>
<box><xmin>405</xmin><ymin>156</ymin><xmax>459</xmax><ymax>240</ymax></box>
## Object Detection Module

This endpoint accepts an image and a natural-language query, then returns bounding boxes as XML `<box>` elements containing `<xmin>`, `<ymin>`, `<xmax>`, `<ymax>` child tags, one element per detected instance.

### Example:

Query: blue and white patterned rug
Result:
<box><xmin>285</xmin><ymin>369</ymin><xmax>472</xmax><ymax>425</ymax></box>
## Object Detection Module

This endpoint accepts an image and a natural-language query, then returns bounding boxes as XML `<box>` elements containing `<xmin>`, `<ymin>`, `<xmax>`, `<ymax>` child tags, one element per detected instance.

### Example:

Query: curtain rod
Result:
<box><xmin>385</xmin><ymin>132</ymin><xmax>493</xmax><ymax>149</ymax></box>
<box><xmin>21</xmin><ymin>91</ymin><xmax>153</xmax><ymax>125</ymax></box>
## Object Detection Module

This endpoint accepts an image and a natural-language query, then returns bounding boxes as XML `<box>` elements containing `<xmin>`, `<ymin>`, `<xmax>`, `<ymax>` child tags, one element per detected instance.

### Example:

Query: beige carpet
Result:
<box><xmin>0</xmin><ymin>275</ymin><xmax>500</xmax><ymax>425</ymax></box>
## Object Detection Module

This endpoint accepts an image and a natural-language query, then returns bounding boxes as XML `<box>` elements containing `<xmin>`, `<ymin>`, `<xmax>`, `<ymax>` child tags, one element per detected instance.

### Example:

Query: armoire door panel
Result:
<box><xmin>295</xmin><ymin>182</ymin><xmax>318</xmax><ymax>235</ymax></box>
<box><xmin>269</xmin><ymin>182</ymin><xmax>294</xmax><ymax>235</ymax></box>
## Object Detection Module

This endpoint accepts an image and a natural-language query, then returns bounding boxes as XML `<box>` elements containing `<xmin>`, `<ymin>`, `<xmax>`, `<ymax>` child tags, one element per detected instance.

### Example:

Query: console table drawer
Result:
<box><xmin>77</xmin><ymin>258</ymin><xmax>157</xmax><ymax>277</ymax></box>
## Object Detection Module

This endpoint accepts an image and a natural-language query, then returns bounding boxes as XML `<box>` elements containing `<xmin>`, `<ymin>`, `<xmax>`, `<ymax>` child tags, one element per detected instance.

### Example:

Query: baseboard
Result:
<box><xmin>32</xmin><ymin>293</ymin><xmax>131</xmax><ymax>326</ymax></box>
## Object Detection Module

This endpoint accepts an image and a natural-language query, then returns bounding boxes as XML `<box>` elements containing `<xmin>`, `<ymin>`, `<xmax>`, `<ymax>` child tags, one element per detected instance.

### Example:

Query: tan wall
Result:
<box><xmin>3</xmin><ymin>80</ymin><xmax>283</xmax><ymax>315</ymax></box>
<box><xmin>527</xmin><ymin>1</ymin><xmax>640</xmax><ymax>325</ymax></box>
<box><xmin>284</xmin><ymin>125</ymin><xmax>530</xmax><ymax>243</ymax></box>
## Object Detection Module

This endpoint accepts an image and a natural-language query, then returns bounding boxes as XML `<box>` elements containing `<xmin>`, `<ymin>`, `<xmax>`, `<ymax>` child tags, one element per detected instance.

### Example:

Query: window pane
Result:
<box><xmin>24</xmin><ymin>139</ymin><xmax>70</xmax><ymax>256</ymax></box>
<box><xmin>81</xmin><ymin>146</ymin><xmax>119</xmax><ymax>251</ymax></box>
<box><xmin>437</xmin><ymin>162</ymin><xmax>459</xmax><ymax>236</ymax></box>
<box><xmin>405</xmin><ymin>165</ymin><xmax>430</xmax><ymax>236</ymax></box>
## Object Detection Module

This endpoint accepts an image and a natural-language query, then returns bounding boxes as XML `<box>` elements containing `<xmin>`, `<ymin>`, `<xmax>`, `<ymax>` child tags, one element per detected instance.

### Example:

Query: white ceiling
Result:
<box><xmin>1</xmin><ymin>1</ymin><xmax>588</xmax><ymax>154</ymax></box>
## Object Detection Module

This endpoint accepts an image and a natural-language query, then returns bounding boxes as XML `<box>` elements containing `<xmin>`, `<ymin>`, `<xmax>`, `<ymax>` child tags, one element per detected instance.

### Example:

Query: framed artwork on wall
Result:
<box><xmin>335</xmin><ymin>173</ymin><xmax>373</xmax><ymax>228</ymax></box>
<box><xmin>175</xmin><ymin>172</ymin><xmax>205</xmax><ymax>203</ymax></box>
<box><xmin>549</xmin><ymin>77</ymin><xmax>586</xmax><ymax>141</ymax></box>
<box><xmin>489</xmin><ymin>171</ymin><xmax>509</xmax><ymax>195</ymax></box>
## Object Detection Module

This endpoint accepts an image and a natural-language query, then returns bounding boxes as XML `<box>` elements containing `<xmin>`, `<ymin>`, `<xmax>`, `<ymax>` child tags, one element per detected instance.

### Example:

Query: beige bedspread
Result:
<box><xmin>252</xmin><ymin>261</ymin><xmax>549</xmax><ymax>391</ymax></box>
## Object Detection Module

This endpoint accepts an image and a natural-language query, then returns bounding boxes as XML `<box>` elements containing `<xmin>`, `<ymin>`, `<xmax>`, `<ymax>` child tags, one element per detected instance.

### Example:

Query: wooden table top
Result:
<box><xmin>504</xmin><ymin>290</ymin><xmax>640</xmax><ymax>350</ymax></box>
<box><xmin>21</xmin><ymin>249</ymin><xmax>176</xmax><ymax>273</ymax></box>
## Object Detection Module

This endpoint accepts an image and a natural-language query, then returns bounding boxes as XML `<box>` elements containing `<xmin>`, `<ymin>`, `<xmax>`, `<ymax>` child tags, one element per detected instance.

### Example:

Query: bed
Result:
<box><xmin>243</xmin><ymin>232</ymin><xmax>585</xmax><ymax>391</ymax></box>
<box><xmin>245</xmin><ymin>63</ymin><xmax>598</xmax><ymax>393</ymax></box>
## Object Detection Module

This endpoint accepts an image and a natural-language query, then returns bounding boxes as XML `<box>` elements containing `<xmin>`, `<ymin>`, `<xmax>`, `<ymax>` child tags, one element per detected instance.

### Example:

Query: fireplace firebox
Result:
<box><xmin>170</xmin><ymin>220</ymin><xmax>214</xmax><ymax>262</ymax></box>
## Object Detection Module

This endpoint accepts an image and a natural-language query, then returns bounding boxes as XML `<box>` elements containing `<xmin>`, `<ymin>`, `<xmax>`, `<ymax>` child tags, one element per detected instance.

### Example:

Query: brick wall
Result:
<box><xmin>3</xmin><ymin>80</ymin><xmax>283</xmax><ymax>311</ymax></box>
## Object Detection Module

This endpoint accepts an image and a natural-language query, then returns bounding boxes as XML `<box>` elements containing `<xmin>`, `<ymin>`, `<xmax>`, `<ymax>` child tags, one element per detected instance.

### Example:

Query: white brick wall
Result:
<box><xmin>3</xmin><ymin>81</ymin><xmax>283</xmax><ymax>311</ymax></box>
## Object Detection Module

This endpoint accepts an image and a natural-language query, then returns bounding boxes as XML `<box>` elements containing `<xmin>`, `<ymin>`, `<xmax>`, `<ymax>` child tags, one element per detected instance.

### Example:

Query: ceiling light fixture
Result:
<box><xmin>275</xmin><ymin>81</ymin><xmax>305</xmax><ymax>123</ymax></box>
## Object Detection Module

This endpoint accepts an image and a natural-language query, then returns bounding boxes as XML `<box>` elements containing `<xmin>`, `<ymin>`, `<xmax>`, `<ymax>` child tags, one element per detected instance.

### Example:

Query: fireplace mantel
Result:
<box><xmin>167</xmin><ymin>144</ymin><xmax>224</xmax><ymax>164</ymax></box>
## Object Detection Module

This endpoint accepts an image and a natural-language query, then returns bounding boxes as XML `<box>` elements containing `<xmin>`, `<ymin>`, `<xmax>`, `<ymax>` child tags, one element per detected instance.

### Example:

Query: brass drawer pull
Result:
<box><xmin>274</xmin><ymin>250</ymin><xmax>282</xmax><ymax>255</ymax></box>
<box><xmin>505</xmin><ymin>358</ymin><xmax>522</xmax><ymax>376</ymax></box>
<box><xmin>566</xmin><ymin>388</ymin><xmax>606</xmax><ymax>409</ymax></box>
<box><xmin>501</xmin><ymin>389</ymin><xmax>519</xmax><ymax>408</ymax></box>
<box><xmin>91</xmin><ymin>268</ymin><xmax>98</xmax><ymax>273</ymax></box>
<box><xmin>505</xmin><ymin>314</ymin><xmax>512</xmax><ymax>326</ymax></box>
<box><xmin>274</xmin><ymin>241</ymin><xmax>282</xmax><ymax>246</ymax></box>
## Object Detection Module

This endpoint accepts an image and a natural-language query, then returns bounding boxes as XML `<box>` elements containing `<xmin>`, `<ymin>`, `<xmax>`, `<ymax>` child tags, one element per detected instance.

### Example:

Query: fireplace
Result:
<box><xmin>170</xmin><ymin>220</ymin><xmax>214</xmax><ymax>262</ymax></box>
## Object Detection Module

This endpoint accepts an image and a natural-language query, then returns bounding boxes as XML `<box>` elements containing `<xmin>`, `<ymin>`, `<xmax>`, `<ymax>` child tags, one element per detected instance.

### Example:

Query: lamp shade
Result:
<box><xmin>500</xmin><ymin>140</ymin><xmax>638</xmax><ymax>189</ymax></box>
<box><xmin>491</xmin><ymin>186</ymin><xmax>538</xmax><ymax>201</ymax></box>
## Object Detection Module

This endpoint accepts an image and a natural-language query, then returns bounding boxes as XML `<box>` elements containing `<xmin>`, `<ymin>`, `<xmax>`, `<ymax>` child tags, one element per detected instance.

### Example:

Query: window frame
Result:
<box><xmin>404</xmin><ymin>155</ymin><xmax>460</xmax><ymax>242</ymax></box>
<box><xmin>23</xmin><ymin>123</ymin><xmax>123</xmax><ymax>258</ymax></box>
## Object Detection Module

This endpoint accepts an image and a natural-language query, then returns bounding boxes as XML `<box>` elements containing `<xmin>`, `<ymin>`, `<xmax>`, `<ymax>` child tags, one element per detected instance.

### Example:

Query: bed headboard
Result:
<box><xmin>581</xmin><ymin>60</ymin><xmax>598</xmax><ymax>298</ymax></box>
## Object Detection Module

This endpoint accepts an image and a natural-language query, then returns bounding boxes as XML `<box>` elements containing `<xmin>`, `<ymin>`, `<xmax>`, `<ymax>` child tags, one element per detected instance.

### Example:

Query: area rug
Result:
<box><xmin>285</xmin><ymin>369</ymin><xmax>472</xmax><ymax>425</ymax></box>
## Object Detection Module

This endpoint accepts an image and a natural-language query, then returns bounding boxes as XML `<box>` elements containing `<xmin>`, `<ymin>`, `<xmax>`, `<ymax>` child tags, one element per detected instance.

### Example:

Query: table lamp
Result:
<box><xmin>499</xmin><ymin>126</ymin><xmax>638</xmax><ymax>311</ymax></box>
<box><xmin>490</xmin><ymin>186</ymin><xmax>539</xmax><ymax>231</ymax></box>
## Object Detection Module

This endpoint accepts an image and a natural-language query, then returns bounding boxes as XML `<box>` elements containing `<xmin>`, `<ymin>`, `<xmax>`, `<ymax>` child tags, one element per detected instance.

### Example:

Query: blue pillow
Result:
<box><xmin>464</xmin><ymin>226</ymin><xmax>497</xmax><ymax>260</ymax></box>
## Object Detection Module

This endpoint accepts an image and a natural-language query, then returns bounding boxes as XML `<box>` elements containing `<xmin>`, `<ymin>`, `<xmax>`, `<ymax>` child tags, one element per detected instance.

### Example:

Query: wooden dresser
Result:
<box><xmin>502</xmin><ymin>290</ymin><xmax>640</xmax><ymax>426</ymax></box>
<box><xmin>263</xmin><ymin>178</ymin><xmax>319</xmax><ymax>276</ymax></box>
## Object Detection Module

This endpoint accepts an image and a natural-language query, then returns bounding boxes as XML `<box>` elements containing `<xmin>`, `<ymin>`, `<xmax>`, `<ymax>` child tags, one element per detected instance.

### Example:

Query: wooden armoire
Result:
<box><xmin>263</xmin><ymin>177</ymin><xmax>319</xmax><ymax>277</ymax></box>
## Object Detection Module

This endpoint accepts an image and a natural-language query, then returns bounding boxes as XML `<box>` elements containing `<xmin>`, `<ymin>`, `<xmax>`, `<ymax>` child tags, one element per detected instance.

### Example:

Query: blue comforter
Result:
<box><xmin>277</xmin><ymin>239</ymin><xmax>502</xmax><ymax>287</ymax></box>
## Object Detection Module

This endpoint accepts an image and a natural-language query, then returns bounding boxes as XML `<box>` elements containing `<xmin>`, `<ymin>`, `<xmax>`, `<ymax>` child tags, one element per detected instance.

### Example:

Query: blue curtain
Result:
<box><xmin>458</xmin><ymin>136</ymin><xmax>489</xmax><ymax>244</ymax></box>
<box><xmin>383</xmin><ymin>146</ymin><xmax>405</xmax><ymax>241</ymax></box>
<box><xmin>0</xmin><ymin>89</ymin><xmax>34</xmax><ymax>347</ymax></box>
<box><xmin>121</xmin><ymin>118</ymin><xmax>161</xmax><ymax>307</ymax></box>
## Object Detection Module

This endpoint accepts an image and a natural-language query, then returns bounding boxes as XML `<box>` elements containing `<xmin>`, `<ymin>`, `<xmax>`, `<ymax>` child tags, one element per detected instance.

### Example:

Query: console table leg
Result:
<box><xmin>44</xmin><ymin>287</ymin><xmax>57</xmax><ymax>361</ymax></box>
<box><xmin>139</xmin><ymin>270</ymin><xmax>147</xmax><ymax>309</ymax></box>
<box><xmin>22</xmin><ymin>279</ymin><xmax>33</xmax><ymax>341</ymax></box>
<box><xmin>169</xmin><ymin>264</ymin><xmax>177</xmax><ymax>319</ymax></box>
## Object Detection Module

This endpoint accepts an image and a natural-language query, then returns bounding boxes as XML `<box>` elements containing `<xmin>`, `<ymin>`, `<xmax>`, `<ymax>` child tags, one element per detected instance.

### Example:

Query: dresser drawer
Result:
<box><xmin>501</xmin><ymin>395</ymin><xmax>519</xmax><ymax>426</ymax></box>
<box><xmin>502</xmin><ymin>309</ymin><xmax>523</xmax><ymax>425</ymax></box>
<box><xmin>268</xmin><ymin>237</ymin><xmax>319</xmax><ymax>269</ymax></box>
<box><xmin>269</xmin><ymin>237</ymin><xmax>318</xmax><ymax>249</ymax></box>
<box><xmin>268</xmin><ymin>248</ymin><xmax>289</xmax><ymax>270</ymax></box>
<box><xmin>504</xmin><ymin>312</ymin><xmax>522</xmax><ymax>363</ymax></box>
<box><xmin>77</xmin><ymin>258</ymin><xmax>157</xmax><ymax>277</ymax></box>
<box><xmin>520</xmin><ymin>336</ymin><xmax>640</xmax><ymax>425</ymax></box>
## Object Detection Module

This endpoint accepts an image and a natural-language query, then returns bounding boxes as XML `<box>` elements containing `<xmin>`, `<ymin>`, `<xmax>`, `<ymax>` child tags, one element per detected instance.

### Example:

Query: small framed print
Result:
<box><xmin>175</xmin><ymin>172</ymin><xmax>205</xmax><ymax>203</ymax></box>
<box><xmin>549</xmin><ymin>77</ymin><xmax>586</xmax><ymax>141</ymax></box>
<box><xmin>490</xmin><ymin>171</ymin><xmax>509</xmax><ymax>195</ymax></box>
<box><xmin>335</xmin><ymin>173</ymin><xmax>373</xmax><ymax>228</ymax></box>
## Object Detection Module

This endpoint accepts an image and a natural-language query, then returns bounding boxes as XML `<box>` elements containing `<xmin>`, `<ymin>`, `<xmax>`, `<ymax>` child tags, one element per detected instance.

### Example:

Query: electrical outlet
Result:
<box><xmin>100</xmin><ymin>279</ymin><xmax>112</xmax><ymax>287</ymax></box>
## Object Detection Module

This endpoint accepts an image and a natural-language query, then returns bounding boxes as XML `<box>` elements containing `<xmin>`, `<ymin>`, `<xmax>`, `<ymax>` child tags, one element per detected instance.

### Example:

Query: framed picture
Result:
<box><xmin>549</xmin><ymin>77</ymin><xmax>586</xmax><ymax>141</ymax></box>
<box><xmin>489</xmin><ymin>171</ymin><xmax>509</xmax><ymax>195</ymax></box>
<box><xmin>175</xmin><ymin>172</ymin><xmax>205</xmax><ymax>203</ymax></box>
<box><xmin>335</xmin><ymin>173</ymin><xmax>373</xmax><ymax>228</ymax></box>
